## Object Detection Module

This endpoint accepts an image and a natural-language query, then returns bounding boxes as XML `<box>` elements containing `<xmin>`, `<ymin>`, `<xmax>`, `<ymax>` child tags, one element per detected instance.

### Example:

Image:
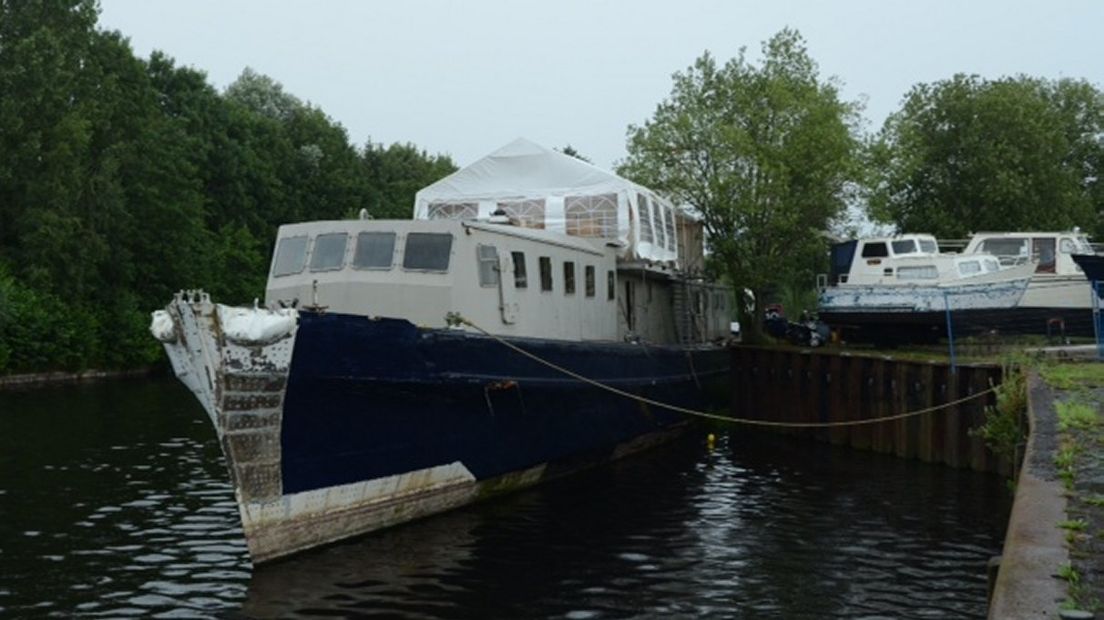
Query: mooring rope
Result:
<box><xmin>452</xmin><ymin>314</ymin><xmax>999</xmax><ymax>429</ymax></box>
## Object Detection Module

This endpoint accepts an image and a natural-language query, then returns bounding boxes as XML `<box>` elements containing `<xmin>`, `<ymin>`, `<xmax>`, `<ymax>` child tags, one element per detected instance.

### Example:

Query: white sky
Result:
<box><xmin>99</xmin><ymin>0</ymin><xmax>1104</xmax><ymax>170</ymax></box>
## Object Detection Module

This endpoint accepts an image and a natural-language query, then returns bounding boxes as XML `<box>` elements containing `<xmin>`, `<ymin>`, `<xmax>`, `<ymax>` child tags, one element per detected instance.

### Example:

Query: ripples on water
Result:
<box><xmin>0</xmin><ymin>378</ymin><xmax>1009</xmax><ymax>618</ymax></box>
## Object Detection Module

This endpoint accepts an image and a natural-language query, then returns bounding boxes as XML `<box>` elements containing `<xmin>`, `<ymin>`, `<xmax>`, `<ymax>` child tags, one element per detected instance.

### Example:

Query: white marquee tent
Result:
<box><xmin>413</xmin><ymin>138</ymin><xmax>683</xmax><ymax>264</ymax></box>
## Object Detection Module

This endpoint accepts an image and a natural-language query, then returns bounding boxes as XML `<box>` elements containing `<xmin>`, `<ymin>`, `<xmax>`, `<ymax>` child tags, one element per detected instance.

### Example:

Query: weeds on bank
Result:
<box><xmin>972</xmin><ymin>361</ymin><xmax>1026</xmax><ymax>461</ymax></box>
<box><xmin>1040</xmin><ymin>362</ymin><xmax>1104</xmax><ymax>390</ymax></box>
<box><xmin>1046</xmin><ymin>362</ymin><xmax>1104</xmax><ymax>614</ymax></box>
<box><xmin>1060</xmin><ymin>519</ymin><xmax>1089</xmax><ymax>532</ymax></box>
<box><xmin>1057</xmin><ymin>400</ymin><xmax>1099</xmax><ymax>432</ymax></box>
<box><xmin>1058</xmin><ymin>561</ymin><xmax>1102</xmax><ymax>613</ymax></box>
<box><xmin>1055</xmin><ymin>446</ymin><xmax>1079</xmax><ymax>491</ymax></box>
<box><xmin>1085</xmin><ymin>495</ymin><xmax>1104</xmax><ymax>507</ymax></box>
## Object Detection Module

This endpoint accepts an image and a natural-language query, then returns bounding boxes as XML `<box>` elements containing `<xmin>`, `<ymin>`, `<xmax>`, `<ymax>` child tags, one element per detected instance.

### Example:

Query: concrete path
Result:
<box><xmin>989</xmin><ymin>374</ymin><xmax>1069</xmax><ymax>619</ymax></box>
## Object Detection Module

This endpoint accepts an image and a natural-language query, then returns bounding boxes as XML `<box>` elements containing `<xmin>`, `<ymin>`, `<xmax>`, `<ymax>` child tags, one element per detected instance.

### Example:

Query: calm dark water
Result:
<box><xmin>0</xmin><ymin>377</ymin><xmax>1010</xmax><ymax>619</ymax></box>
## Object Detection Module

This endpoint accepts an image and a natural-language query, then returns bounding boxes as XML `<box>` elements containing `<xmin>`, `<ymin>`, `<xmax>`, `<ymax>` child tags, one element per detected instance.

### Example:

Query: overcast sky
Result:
<box><xmin>98</xmin><ymin>1</ymin><xmax>1104</xmax><ymax>170</ymax></box>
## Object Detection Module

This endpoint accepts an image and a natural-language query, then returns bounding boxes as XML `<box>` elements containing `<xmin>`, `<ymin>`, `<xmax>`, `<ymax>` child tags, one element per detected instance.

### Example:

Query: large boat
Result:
<box><xmin>150</xmin><ymin>139</ymin><xmax>732</xmax><ymax>564</ymax></box>
<box><xmin>817</xmin><ymin>234</ymin><xmax>1034</xmax><ymax>342</ymax></box>
<box><xmin>961</xmin><ymin>230</ymin><xmax>1096</xmax><ymax>335</ymax></box>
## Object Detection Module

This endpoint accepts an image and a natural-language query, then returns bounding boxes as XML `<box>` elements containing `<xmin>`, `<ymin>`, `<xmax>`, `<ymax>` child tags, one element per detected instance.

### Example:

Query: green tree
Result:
<box><xmin>620</xmin><ymin>29</ymin><xmax>862</xmax><ymax>337</ymax></box>
<box><xmin>360</xmin><ymin>141</ymin><xmax>457</xmax><ymax>219</ymax></box>
<box><xmin>0</xmin><ymin>3</ymin><xmax>461</xmax><ymax>373</ymax></box>
<box><xmin>867</xmin><ymin>74</ymin><xmax>1104</xmax><ymax>238</ymax></box>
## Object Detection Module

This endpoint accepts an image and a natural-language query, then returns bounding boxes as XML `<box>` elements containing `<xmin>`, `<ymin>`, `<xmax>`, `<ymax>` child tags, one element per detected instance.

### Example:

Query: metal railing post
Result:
<box><xmin>1094</xmin><ymin>281</ymin><xmax>1103</xmax><ymax>360</ymax></box>
<box><xmin>944</xmin><ymin>290</ymin><xmax>956</xmax><ymax>374</ymax></box>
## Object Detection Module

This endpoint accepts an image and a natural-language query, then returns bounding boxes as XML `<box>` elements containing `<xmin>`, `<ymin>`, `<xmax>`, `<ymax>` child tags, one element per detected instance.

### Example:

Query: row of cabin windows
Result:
<box><xmin>478</xmin><ymin>245</ymin><xmax>614</xmax><ymax>300</ymax></box>
<box><xmin>272</xmin><ymin>231</ymin><xmax>454</xmax><ymax>277</ymax></box>
<box><xmin>894</xmin><ymin>258</ymin><xmax>1002</xmax><ymax>280</ymax></box>
<box><xmin>860</xmin><ymin>238</ymin><xmax>938</xmax><ymax>258</ymax></box>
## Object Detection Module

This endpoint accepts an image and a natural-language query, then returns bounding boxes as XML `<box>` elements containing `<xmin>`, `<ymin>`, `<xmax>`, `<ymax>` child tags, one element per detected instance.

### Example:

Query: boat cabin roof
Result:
<box><xmin>837</xmin><ymin>234</ymin><xmax>941</xmax><ymax>258</ymax></box>
<box><xmin>967</xmin><ymin>230</ymin><xmax>1089</xmax><ymax>239</ymax></box>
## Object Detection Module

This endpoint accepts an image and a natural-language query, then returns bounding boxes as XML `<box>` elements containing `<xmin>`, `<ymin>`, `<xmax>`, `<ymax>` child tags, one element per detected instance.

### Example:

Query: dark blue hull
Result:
<box><xmin>280</xmin><ymin>311</ymin><xmax>730</xmax><ymax>496</ymax></box>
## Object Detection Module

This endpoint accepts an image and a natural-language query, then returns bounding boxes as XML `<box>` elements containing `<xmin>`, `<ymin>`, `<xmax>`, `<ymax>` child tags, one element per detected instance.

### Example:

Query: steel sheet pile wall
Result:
<box><xmin>730</xmin><ymin>347</ymin><xmax>1009</xmax><ymax>475</ymax></box>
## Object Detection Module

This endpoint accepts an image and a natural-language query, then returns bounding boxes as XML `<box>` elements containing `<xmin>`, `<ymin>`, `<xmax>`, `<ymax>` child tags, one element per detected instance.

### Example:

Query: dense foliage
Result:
<box><xmin>4</xmin><ymin>4</ymin><xmax>1104</xmax><ymax>371</ymax></box>
<box><xmin>0</xmin><ymin>0</ymin><xmax>455</xmax><ymax>373</ymax></box>
<box><xmin>868</xmin><ymin>75</ymin><xmax>1104</xmax><ymax>238</ymax></box>
<box><xmin>620</xmin><ymin>29</ymin><xmax>863</xmax><ymax>336</ymax></box>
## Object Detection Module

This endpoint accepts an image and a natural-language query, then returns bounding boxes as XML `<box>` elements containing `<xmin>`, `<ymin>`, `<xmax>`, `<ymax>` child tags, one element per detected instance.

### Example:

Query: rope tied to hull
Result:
<box><xmin>452</xmin><ymin>314</ymin><xmax>999</xmax><ymax>429</ymax></box>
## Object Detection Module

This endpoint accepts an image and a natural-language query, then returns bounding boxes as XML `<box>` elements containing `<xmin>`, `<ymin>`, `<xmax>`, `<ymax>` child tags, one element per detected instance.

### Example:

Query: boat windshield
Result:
<box><xmin>891</xmin><ymin>240</ymin><xmax>917</xmax><ymax>255</ymax></box>
<box><xmin>918</xmin><ymin>239</ymin><xmax>937</xmax><ymax>253</ymax></box>
<box><xmin>1058</xmin><ymin>236</ymin><xmax>1095</xmax><ymax>254</ymax></box>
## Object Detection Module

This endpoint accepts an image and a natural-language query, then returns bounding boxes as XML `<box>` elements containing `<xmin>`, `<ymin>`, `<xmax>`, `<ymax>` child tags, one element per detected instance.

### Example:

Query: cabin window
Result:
<box><xmin>861</xmin><ymin>242</ymin><xmax>888</xmax><ymax>258</ymax></box>
<box><xmin>958</xmin><ymin>260</ymin><xmax>982</xmax><ymax>276</ymax></box>
<box><xmin>427</xmin><ymin>202</ymin><xmax>478</xmax><ymax>220</ymax></box>
<box><xmin>897</xmin><ymin>265</ymin><xmax>939</xmax><ymax>280</ymax></box>
<box><xmin>637</xmin><ymin>194</ymin><xmax>654</xmax><ymax>244</ymax></box>
<box><xmin>496</xmin><ymin>199</ymin><xmax>546</xmax><ymax>229</ymax></box>
<box><xmin>563</xmin><ymin>261</ymin><xmax>576</xmax><ymax>295</ymax></box>
<box><xmin>403</xmin><ymin>233</ymin><xmax>453</xmax><ymax>271</ymax></box>
<box><xmin>919</xmin><ymin>239</ymin><xmax>938</xmax><ymax>253</ymax></box>
<box><xmin>979</xmin><ymin>238</ymin><xmax>1028</xmax><ymax>262</ymax></box>
<box><xmin>585</xmin><ymin>265</ymin><xmax>595</xmax><ymax>297</ymax></box>
<box><xmin>539</xmin><ymin>256</ymin><xmax>553</xmax><ymax>291</ymax></box>
<box><xmin>607</xmin><ymin>270</ymin><xmax>615</xmax><ymax>300</ymax></box>
<box><xmin>512</xmin><ymin>251</ymin><xmax>528</xmax><ymax>288</ymax></box>
<box><xmin>477</xmin><ymin>245</ymin><xmax>499</xmax><ymax>287</ymax></box>
<box><xmin>565</xmin><ymin>193</ymin><xmax>618</xmax><ymax>238</ymax></box>
<box><xmin>891</xmin><ymin>240</ymin><xmax>917</xmax><ymax>255</ymax></box>
<box><xmin>353</xmin><ymin>232</ymin><xmax>396</xmax><ymax>269</ymax></box>
<box><xmin>309</xmin><ymin>233</ymin><xmax>348</xmax><ymax>272</ymax></box>
<box><xmin>664</xmin><ymin>206</ymin><xmax>677</xmax><ymax>250</ymax></box>
<box><xmin>984</xmin><ymin>258</ymin><xmax>1000</xmax><ymax>272</ymax></box>
<box><xmin>654</xmin><ymin>203</ymin><xmax>667</xmax><ymax>248</ymax></box>
<box><xmin>1060</xmin><ymin>238</ymin><xmax>1076</xmax><ymax>253</ymax></box>
<box><xmin>272</xmin><ymin>235</ymin><xmax>308</xmax><ymax>277</ymax></box>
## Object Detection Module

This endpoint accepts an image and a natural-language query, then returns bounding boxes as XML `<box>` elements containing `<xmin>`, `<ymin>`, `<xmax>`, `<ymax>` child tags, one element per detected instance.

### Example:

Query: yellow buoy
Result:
<box><xmin>707</xmin><ymin>433</ymin><xmax>716</xmax><ymax>449</ymax></box>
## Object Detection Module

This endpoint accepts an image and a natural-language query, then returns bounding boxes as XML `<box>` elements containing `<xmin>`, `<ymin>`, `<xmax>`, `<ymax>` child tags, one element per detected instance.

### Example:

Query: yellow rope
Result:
<box><xmin>457</xmin><ymin>316</ymin><xmax>998</xmax><ymax>429</ymax></box>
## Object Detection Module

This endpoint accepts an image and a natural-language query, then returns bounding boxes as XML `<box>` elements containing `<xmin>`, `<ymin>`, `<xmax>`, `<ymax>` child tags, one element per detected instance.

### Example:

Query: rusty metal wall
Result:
<box><xmin>730</xmin><ymin>346</ymin><xmax>1010</xmax><ymax>475</ymax></box>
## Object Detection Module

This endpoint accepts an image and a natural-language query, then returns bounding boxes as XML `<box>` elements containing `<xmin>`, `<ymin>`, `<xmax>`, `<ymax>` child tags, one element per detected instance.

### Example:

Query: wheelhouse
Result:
<box><xmin>265</xmin><ymin>218</ymin><xmax>733</xmax><ymax>345</ymax></box>
<box><xmin>963</xmin><ymin>231</ymin><xmax>1093</xmax><ymax>275</ymax></box>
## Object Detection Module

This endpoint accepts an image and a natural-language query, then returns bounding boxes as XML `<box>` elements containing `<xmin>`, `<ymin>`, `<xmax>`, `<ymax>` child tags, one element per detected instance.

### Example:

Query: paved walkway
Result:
<box><xmin>989</xmin><ymin>368</ymin><xmax>1104</xmax><ymax>618</ymax></box>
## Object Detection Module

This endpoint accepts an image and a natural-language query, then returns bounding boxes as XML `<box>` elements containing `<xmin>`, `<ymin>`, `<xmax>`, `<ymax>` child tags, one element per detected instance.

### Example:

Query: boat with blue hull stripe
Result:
<box><xmin>281</xmin><ymin>311</ymin><xmax>729</xmax><ymax>495</ymax></box>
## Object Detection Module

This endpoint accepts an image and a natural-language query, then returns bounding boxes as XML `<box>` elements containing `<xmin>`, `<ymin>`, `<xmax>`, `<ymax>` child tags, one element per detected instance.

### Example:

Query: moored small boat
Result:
<box><xmin>961</xmin><ymin>230</ymin><xmax>1096</xmax><ymax>335</ymax></box>
<box><xmin>818</xmin><ymin>234</ymin><xmax>1033</xmax><ymax>342</ymax></box>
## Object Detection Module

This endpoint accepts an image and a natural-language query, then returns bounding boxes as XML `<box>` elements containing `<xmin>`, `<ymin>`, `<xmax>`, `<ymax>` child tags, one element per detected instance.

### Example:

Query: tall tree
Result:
<box><xmin>620</xmin><ymin>29</ymin><xmax>862</xmax><ymax>334</ymax></box>
<box><xmin>360</xmin><ymin>141</ymin><xmax>457</xmax><ymax>219</ymax></box>
<box><xmin>0</xmin><ymin>3</ymin><xmax>465</xmax><ymax>373</ymax></box>
<box><xmin>867</xmin><ymin>74</ymin><xmax>1104</xmax><ymax>238</ymax></box>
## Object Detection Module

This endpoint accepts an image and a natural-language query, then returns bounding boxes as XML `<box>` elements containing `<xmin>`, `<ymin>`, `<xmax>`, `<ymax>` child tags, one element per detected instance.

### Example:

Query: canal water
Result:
<box><xmin>0</xmin><ymin>377</ymin><xmax>1010</xmax><ymax>619</ymax></box>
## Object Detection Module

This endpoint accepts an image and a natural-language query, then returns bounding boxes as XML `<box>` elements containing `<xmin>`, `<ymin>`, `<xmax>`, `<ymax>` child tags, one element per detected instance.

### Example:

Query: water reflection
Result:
<box><xmin>243</xmin><ymin>431</ymin><xmax>1007</xmax><ymax>619</ymax></box>
<box><xmin>0</xmin><ymin>378</ymin><xmax>1008</xmax><ymax>619</ymax></box>
<box><xmin>0</xmin><ymin>378</ymin><xmax>249</xmax><ymax>618</ymax></box>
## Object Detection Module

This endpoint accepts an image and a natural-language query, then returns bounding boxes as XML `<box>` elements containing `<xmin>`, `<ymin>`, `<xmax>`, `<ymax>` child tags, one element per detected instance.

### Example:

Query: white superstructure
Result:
<box><xmin>819</xmin><ymin>234</ymin><xmax>1034</xmax><ymax>315</ymax></box>
<box><xmin>962</xmin><ymin>231</ymin><xmax>1094</xmax><ymax>310</ymax></box>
